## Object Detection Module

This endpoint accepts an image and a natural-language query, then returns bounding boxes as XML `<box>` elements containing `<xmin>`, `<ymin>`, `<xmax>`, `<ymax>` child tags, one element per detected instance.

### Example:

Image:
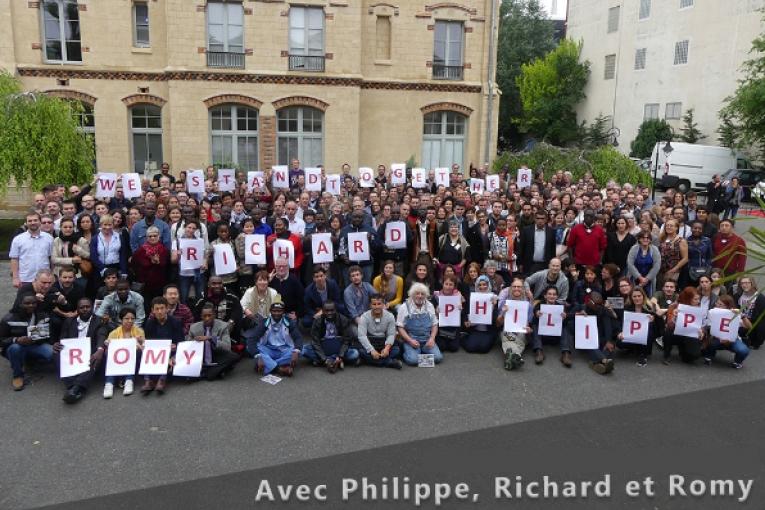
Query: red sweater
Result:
<box><xmin>712</xmin><ymin>232</ymin><xmax>746</xmax><ymax>274</ymax></box>
<box><xmin>266</xmin><ymin>232</ymin><xmax>304</xmax><ymax>271</ymax></box>
<box><xmin>566</xmin><ymin>223</ymin><xmax>606</xmax><ymax>266</ymax></box>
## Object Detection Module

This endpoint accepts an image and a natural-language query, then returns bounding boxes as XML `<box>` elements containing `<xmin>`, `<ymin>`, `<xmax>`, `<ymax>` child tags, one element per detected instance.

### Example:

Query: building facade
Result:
<box><xmin>567</xmin><ymin>0</ymin><xmax>764</xmax><ymax>153</ymax></box>
<box><xmin>0</xmin><ymin>0</ymin><xmax>499</xmax><ymax>184</ymax></box>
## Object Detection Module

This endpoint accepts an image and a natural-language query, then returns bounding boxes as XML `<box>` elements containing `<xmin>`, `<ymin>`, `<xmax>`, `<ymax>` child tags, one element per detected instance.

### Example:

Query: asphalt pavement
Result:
<box><xmin>1</xmin><ymin>215</ymin><xmax>764</xmax><ymax>510</ymax></box>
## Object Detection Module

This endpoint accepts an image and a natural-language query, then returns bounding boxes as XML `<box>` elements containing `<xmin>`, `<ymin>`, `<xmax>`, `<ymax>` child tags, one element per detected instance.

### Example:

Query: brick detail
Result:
<box><xmin>272</xmin><ymin>95</ymin><xmax>329</xmax><ymax>112</ymax></box>
<box><xmin>121</xmin><ymin>93</ymin><xmax>166</xmax><ymax>107</ymax></box>
<box><xmin>259</xmin><ymin>115</ymin><xmax>277</xmax><ymax>172</ymax></box>
<box><xmin>203</xmin><ymin>94</ymin><xmax>263</xmax><ymax>109</ymax></box>
<box><xmin>43</xmin><ymin>89</ymin><xmax>97</xmax><ymax>105</ymax></box>
<box><xmin>325</xmin><ymin>52</ymin><xmax>333</xmax><ymax>60</ymax></box>
<box><xmin>325</xmin><ymin>12</ymin><xmax>334</xmax><ymax>20</ymax></box>
<box><xmin>420</xmin><ymin>102</ymin><xmax>474</xmax><ymax>116</ymax></box>
<box><xmin>243</xmin><ymin>7</ymin><xmax>253</xmax><ymax>14</ymax></box>
<box><xmin>368</xmin><ymin>3</ymin><xmax>399</xmax><ymax>15</ymax></box>
<box><xmin>31</xmin><ymin>42</ymin><xmax>42</xmax><ymax>50</ymax></box>
<box><xmin>425</xmin><ymin>3</ymin><xmax>477</xmax><ymax>15</ymax></box>
<box><xmin>16</xmin><ymin>67</ymin><xmax>483</xmax><ymax>93</ymax></box>
<box><xmin>427</xmin><ymin>24</ymin><xmax>434</xmax><ymax>30</ymax></box>
<box><xmin>463</xmin><ymin>62</ymin><xmax>471</xmax><ymax>69</ymax></box>
<box><xmin>464</xmin><ymin>26</ymin><xmax>473</xmax><ymax>33</ymax></box>
<box><xmin>28</xmin><ymin>1</ymin><xmax>40</xmax><ymax>8</ymax></box>
<box><xmin>280</xmin><ymin>50</ymin><xmax>289</xmax><ymax>57</ymax></box>
<box><xmin>470</xmin><ymin>16</ymin><xmax>485</xmax><ymax>22</ymax></box>
<box><xmin>198</xmin><ymin>47</ymin><xmax>206</xmax><ymax>54</ymax></box>
<box><xmin>77</xmin><ymin>3</ymin><xmax>86</xmax><ymax>11</ymax></box>
<box><xmin>196</xmin><ymin>5</ymin><xmax>205</xmax><ymax>12</ymax></box>
<box><xmin>415</xmin><ymin>12</ymin><xmax>431</xmax><ymax>18</ymax></box>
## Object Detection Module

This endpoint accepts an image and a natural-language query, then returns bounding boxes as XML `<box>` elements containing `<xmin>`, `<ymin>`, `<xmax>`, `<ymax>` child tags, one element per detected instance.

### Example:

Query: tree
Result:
<box><xmin>515</xmin><ymin>39</ymin><xmax>590</xmax><ymax>146</ymax></box>
<box><xmin>629</xmin><ymin>119</ymin><xmax>673</xmax><ymax>159</ymax></box>
<box><xmin>0</xmin><ymin>71</ymin><xmax>94</xmax><ymax>193</ymax></box>
<box><xmin>717</xmin><ymin>110</ymin><xmax>739</xmax><ymax>148</ymax></box>
<box><xmin>721</xmin><ymin>17</ymin><xmax>765</xmax><ymax>157</ymax></box>
<box><xmin>584</xmin><ymin>114</ymin><xmax>612</xmax><ymax>148</ymax></box>
<box><xmin>678</xmin><ymin>108</ymin><xmax>706</xmax><ymax>144</ymax></box>
<box><xmin>496</xmin><ymin>0</ymin><xmax>556</xmax><ymax>150</ymax></box>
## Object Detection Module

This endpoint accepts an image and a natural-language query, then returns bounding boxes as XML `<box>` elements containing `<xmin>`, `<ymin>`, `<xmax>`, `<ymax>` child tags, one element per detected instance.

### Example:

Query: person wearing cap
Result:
<box><xmin>246</xmin><ymin>302</ymin><xmax>302</xmax><ymax>376</ymax></box>
<box><xmin>566</xmin><ymin>209</ymin><xmax>606</xmax><ymax>267</ymax></box>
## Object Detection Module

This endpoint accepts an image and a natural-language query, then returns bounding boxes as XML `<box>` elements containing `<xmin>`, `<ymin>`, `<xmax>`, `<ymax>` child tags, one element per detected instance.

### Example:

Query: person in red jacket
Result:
<box><xmin>266</xmin><ymin>217</ymin><xmax>304</xmax><ymax>274</ymax></box>
<box><xmin>566</xmin><ymin>210</ymin><xmax>607</xmax><ymax>267</ymax></box>
<box><xmin>712</xmin><ymin>218</ymin><xmax>747</xmax><ymax>275</ymax></box>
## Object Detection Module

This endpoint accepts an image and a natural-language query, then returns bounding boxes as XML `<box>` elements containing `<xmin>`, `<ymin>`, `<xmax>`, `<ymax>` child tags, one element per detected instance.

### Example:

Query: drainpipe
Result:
<box><xmin>483</xmin><ymin>0</ymin><xmax>499</xmax><ymax>165</ymax></box>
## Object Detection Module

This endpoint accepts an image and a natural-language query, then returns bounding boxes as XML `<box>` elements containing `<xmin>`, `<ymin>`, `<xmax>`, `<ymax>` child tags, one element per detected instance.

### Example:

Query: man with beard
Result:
<box><xmin>377</xmin><ymin>205</ymin><xmax>413</xmax><ymax>276</ymax></box>
<box><xmin>192</xmin><ymin>276</ymin><xmax>243</xmax><ymax>341</ymax></box>
<box><xmin>566</xmin><ymin>209</ymin><xmax>606</xmax><ymax>268</ymax></box>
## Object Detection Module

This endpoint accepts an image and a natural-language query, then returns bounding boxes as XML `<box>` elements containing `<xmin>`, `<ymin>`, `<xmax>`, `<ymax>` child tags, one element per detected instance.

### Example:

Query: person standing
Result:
<box><xmin>566</xmin><ymin>210</ymin><xmax>606</xmax><ymax>268</ymax></box>
<box><xmin>10</xmin><ymin>212</ymin><xmax>54</xmax><ymax>289</ymax></box>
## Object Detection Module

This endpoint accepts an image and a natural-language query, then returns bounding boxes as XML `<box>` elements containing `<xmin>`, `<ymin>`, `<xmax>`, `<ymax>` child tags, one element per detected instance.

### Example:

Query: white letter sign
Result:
<box><xmin>95</xmin><ymin>173</ymin><xmax>117</xmax><ymax>198</ymax></box>
<box><xmin>247</xmin><ymin>171</ymin><xmax>265</xmax><ymax>192</ymax></box>
<box><xmin>105</xmin><ymin>338</ymin><xmax>137</xmax><ymax>377</ymax></box>
<box><xmin>391</xmin><ymin>163</ymin><xmax>406</xmax><ymax>185</ymax></box>
<box><xmin>434</xmin><ymin>168</ymin><xmax>450</xmax><ymax>188</ymax></box>
<box><xmin>213</xmin><ymin>244</ymin><xmax>237</xmax><ymax>275</ymax></box>
<box><xmin>347</xmin><ymin>232</ymin><xmax>370</xmax><ymax>262</ymax></box>
<box><xmin>304</xmin><ymin>167</ymin><xmax>322</xmax><ymax>192</ymax></box>
<box><xmin>138</xmin><ymin>339</ymin><xmax>172</xmax><ymax>375</ymax></box>
<box><xmin>59</xmin><ymin>337</ymin><xmax>91</xmax><ymax>378</ymax></box>
<box><xmin>486</xmin><ymin>175</ymin><xmax>500</xmax><ymax>193</ymax></box>
<box><xmin>675</xmin><ymin>304</ymin><xmax>703</xmax><ymax>339</ymax></box>
<box><xmin>503</xmin><ymin>300</ymin><xmax>528</xmax><ymax>333</ymax></box>
<box><xmin>384</xmin><ymin>221</ymin><xmax>407</xmax><ymax>250</ymax></box>
<box><xmin>622</xmin><ymin>311</ymin><xmax>650</xmax><ymax>345</ymax></box>
<box><xmin>468</xmin><ymin>293</ymin><xmax>494</xmax><ymax>325</ymax></box>
<box><xmin>517</xmin><ymin>168</ymin><xmax>532</xmax><ymax>189</ymax></box>
<box><xmin>411</xmin><ymin>168</ymin><xmax>427</xmax><ymax>188</ymax></box>
<box><xmin>575</xmin><ymin>315</ymin><xmax>599</xmax><ymax>349</ymax></box>
<box><xmin>122</xmin><ymin>173</ymin><xmax>142</xmax><ymax>198</ymax></box>
<box><xmin>178</xmin><ymin>238</ymin><xmax>205</xmax><ymax>272</ymax></box>
<box><xmin>173</xmin><ymin>341</ymin><xmax>204</xmax><ymax>378</ymax></box>
<box><xmin>311</xmin><ymin>233</ymin><xmax>334</xmax><ymax>264</ymax></box>
<box><xmin>186</xmin><ymin>169</ymin><xmax>205</xmax><ymax>194</ymax></box>
<box><xmin>272</xmin><ymin>239</ymin><xmax>295</xmax><ymax>268</ymax></box>
<box><xmin>438</xmin><ymin>295</ymin><xmax>461</xmax><ymax>327</ymax></box>
<box><xmin>709</xmin><ymin>308</ymin><xmax>741</xmax><ymax>342</ymax></box>
<box><xmin>325</xmin><ymin>174</ymin><xmax>341</xmax><ymax>195</ymax></box>
<box><xmin>538</xmin><ymin>304</ymin><xmax>564</xmax><ymax>336</ymax></box>
<box><xmin>244</xmin><ymin>234</ymin><xmax>266</xmax><ymax>265</ymax></box>
<box><xmin>217</xmin><ymin>168</ymin><xmax>235</xmax><ymax>192</ymax></box>
<box><xmin>271</xmin><ymin>165</ymin><xmax>289</xmax><ymax>189</ymax></box>
<box><xmin>470</xmin><ymin>178</ymin><xmax>485</xmax><ymax>194</ymax></box>
<box><xmin>359</xmin><ymin>167</ymin><xmax>374</xmax><ymax>188</ymax></box>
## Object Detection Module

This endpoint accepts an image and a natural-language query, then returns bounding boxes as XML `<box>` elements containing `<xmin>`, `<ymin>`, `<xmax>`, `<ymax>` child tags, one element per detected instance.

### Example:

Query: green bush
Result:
<box><xmin>492</xmin><ymin>143</ymin><xmax>651</xmax><ymax>186</ymax></box>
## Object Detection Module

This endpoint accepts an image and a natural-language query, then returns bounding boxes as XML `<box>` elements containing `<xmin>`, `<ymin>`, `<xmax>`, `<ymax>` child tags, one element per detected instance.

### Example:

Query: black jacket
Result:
<box><xmin>59</xmin><ymin>314</ymin><xmax>108</xmax><ymax>351</ymax></box>
<box><xmin>0</xmin><ymin>310</ymin><xmax>52</xmax><ymax>354</ymax></box>
<box><xmin>309</xmin><ymin>314</ymin><xmax>353</xmax><ymax>362</ymax></box>
<box><xmin>518</xmin><ymin>225</ymin><xmax>556</xmax><ymax>274</ymax></box>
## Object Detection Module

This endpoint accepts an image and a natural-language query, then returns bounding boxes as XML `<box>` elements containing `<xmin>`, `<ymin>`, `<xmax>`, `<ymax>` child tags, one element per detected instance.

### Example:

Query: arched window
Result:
<box><xmin>422</xmin><ymin>111</ymin><xmax>466</xmax><ymax>170</ymax></box>
<box><xmin>210</xmin><ymin>104</ymin><xmax>258</xmax><ymax>171</ymax></box>
<box><xmin>277</xmin><ymin>106</ymin><xmax>323</xmax><ymax>167</ymax></box>
<box><xmin>131</xmin><ymin>104</ymin><xmax>163</xmax><ymax>173</ymax></box>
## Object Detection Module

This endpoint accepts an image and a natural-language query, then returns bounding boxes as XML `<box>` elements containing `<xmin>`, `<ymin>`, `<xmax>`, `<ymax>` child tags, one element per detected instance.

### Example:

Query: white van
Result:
<box><xmin>653</xmin><ymin>142</ymin><xmax>754</xmax><ymax>192</ymax></box>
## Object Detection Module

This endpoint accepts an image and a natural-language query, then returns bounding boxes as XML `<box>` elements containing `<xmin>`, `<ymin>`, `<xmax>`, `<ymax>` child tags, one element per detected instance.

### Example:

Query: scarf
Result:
<box><xmin>142</xmin><ymin>241</ymin><xmax>163</xmax><ymax>258</ymax></box>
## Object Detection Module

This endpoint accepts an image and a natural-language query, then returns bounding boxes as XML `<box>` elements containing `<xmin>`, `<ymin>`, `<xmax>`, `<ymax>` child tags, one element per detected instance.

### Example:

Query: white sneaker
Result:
<box><xmin>123</xmin><ymin>379</ymin><xmax>134</xmax><ymax>396</ymax></box>
<box><xmin>103</xmin><ymin>383</ymin><xmax>114</xmax><ymax>399</ymax></box>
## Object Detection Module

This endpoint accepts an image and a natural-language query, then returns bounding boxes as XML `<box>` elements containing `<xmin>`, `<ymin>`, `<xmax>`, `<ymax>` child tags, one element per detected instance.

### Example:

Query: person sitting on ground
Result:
<box><xmin>497</xmin><ymin>277</ymin><xmax>534</xmax><ymax>371</ymax></box>
<box><xmin>302</xmin><ymin>301</ymin><xmax>359</xmax><ymax>373</ymax></box>
<box><xmin>97</xmin><ymin>278</ymin><xmax>146</xmax><ymax>330</ymax></box>
<box><xmin>372</xmin><ymin>260</ymin><xmax>405</xmax><ymax>313</ymax></box>
<box><xmin>461</xmin><ymin>276</ymin><xmax>499</xmax><ymax>354</ymax></box>
<box><xmin>663</xmin><ymin>286</ymin><xmax>704</xmax><ymax>365</ymax></box>
<box><xmin>613</xmin><ymin>287</ymin><xmax>657</xmax><ymax>367</ymax></box>
<box><xmin>103</xmin><ymin>306</ymin><xmax>144</xmax><ymax>398</ymax></box>
<box><xmin>571</xmin><ymin>291</ymin><xmax>616</xmax><ymax>375</ymax></box>
<box><xmin>397</xmin><ymin>282</ymin><xmax>442</xmax><ymax>366</ymax></box>
<box><xmin>162</xmin><ymin>284</ymin><xmax>194</xmax><ymax>335</ymax></box>
<box><xmin>431</xmin><ymin>275</ymin><xmax>465</xmax><ymax>353</ymax></box>
<box><xmin>246</xmin><ymin>302</ymin><xmax>302</xmax><ymax>377</ymax></box>
<box><xmin>523</xmin><ymin>258</ymin><xmax>569</xmax><ymax>302</ymax></box>
<box><xmin>142</xmin><ymin>297</ymin><xmax>184</xmax><ymax>395</ymax></box>
<box><xmin>53</xmin><ymin>297</ymin><xmax>108</xmax><ymax>403</ymax></box>
<box><xmin>188</xmin><ymin>303</ymin><xmax>240</xmax><ymax>380</ymax></box>
<box><xmin>0</xmin><ymin>293</ymin><xmax>53</xmax><ymax>391</ymax></box>
<box><xmin>357</xmin><ymin>294</ymin><xmax>402</xmax><ymax>369</ymax></box>
<box><xmin>303</xmin><ymin>266</ymin><xmax>346</xmax><ymax>328</ymax></box>
<box><xmin>531</xmin><ymin>286</ymin><xmax>574</xmax><ymax>367</ymax></box>
<box><xmin>702</xmin><ymin>294</ymin><xmax>750</xmax><ymax>369</ymax></box>
<box><xmin>192</xmin><ymin>275</ymin><xmax>243</xmax><ymax>341</ymax></box>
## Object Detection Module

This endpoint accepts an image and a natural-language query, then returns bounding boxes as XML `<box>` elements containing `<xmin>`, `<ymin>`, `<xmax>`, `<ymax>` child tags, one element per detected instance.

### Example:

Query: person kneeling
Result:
<box><xmin>571</xmin><ymin>292</ymin><xmax>615</xmax><ymax>375</ymax></box>
<box><xmin>703</xmin><ymin>295</ymin><xmax>750</xmax><ymax>369</ymax></box>
<box><xmin>247</xmin><ymin>302</ymin><xmax>301</xmax><ymax>377</ymax></box>
<box><xmin>397</xmin><ymin>283</ymin><xmax>442</xmax><ymax>366</ymax></box>
<box><xmin>302</xmin><ymin>301</ymin><xmax>359</xmax><ymax>373</ymax></box>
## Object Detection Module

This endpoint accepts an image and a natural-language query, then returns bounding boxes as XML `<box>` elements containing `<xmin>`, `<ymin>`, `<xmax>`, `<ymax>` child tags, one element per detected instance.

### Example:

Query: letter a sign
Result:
<box><xmin>311</xmin><ymin>233</ymin><xmax>334</xmax><ymax>264</ymax></box>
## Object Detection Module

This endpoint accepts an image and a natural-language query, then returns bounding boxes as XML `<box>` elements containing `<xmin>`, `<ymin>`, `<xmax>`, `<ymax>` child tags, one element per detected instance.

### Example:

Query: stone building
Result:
<box><xmin>0</xmin><ymin>0</ymin><xmax>499</xmax><ymax>190</ymax></box>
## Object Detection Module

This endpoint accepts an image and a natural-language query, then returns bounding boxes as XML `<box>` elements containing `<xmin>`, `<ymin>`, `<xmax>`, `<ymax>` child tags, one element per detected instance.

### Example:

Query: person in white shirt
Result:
<box><xmin>10</xmin><ymin>212</ymin><xmax>53</xmax><ymax>288</ymax></box>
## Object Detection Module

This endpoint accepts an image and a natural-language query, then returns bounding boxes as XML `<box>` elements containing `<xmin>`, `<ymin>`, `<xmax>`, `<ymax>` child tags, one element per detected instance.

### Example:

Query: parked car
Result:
<box><xmin>654</xmin><ymin>142</ymin><xmax>755</xmax><ymax>192</ymax></box>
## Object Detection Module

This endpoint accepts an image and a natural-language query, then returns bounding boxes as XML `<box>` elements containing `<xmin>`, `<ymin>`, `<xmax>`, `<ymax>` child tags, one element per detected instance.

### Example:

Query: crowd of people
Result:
<box><xmin>2</xmin><ymin>160</ymin><xmax>760</xmax><ymax>404</ymax></box>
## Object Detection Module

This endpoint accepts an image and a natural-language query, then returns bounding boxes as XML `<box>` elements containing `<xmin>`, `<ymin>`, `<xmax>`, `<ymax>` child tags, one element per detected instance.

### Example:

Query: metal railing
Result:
<box><xmin>206</xmin><ymin>51</ymin><xmax>245</xmax><ymax>69</ymax></box>
<box><xmin>288</xmin><ymin>54</ymin><xmax>325</xmax><ymax>72</ymax></box>
<box><xmin>432</xmin><ymin>64</ymin><xmax>464</xmax><ymax>80</ymax></box>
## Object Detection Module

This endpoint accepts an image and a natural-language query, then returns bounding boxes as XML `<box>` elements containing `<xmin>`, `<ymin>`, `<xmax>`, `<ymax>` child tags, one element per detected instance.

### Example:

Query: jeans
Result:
<box><xmin>402</xmin><ymin>339</ymin><xmax>443</xmax><ymax>366</ymax></box>
<box><xmin>723</xmin><ymin>206</ymin><xmax>739</xmax><ymax>220</ymax></box>
<box><xmin>703</xmin><ymin>337</ymin><xmax>750</xmax><ymax>364</ymax></box>
<box><xmin>178</xmin><ymin>274</ymin><xmax>206</xmax><ymax>305</ymax></box>
<box><xmin>360</xmin><ymin>344</ymin><xmax>401</xmax><ymax>367</ymax></box>
<box><xmin>256</xmin><ymin>344</ymin><xmax>295</xmax><ymax>374</ymax></box>
<box><xmin>301</xmin><ymin>344</ymin><xmax>360</xmax><ymax>363</ymax></box>
<box><xmin>532</xmin><ymin>330</ymin><xmax>572</xmax><ymax>353</ymax></box>
<box><xmin>5</xmin><ymin>343</ymin><xmax>53</xmax><ymax>378</ymax></box>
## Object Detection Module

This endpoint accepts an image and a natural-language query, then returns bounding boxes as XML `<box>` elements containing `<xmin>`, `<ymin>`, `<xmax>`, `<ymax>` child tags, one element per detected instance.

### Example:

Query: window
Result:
<box><xmin>133</xmin><ymin>2</ymin><xmax>149</xmax><ymax>47</ymax></box>
<box><xmin>665</xmin><ymin>102</ymin><xmax>682</xmax><ymax>119</ymax></box>
<box><xmin>643</xmin><ymin>103</ymin><xmax>659</xmax><ymax>120</ymax></box>
<box><xmin>289</xmin><ymin>6</ymin><xmax>325</xmax><ymax>71</ymax></box>
<box><xmin>607</xmin><ymin>6</ymin><xmax>620</xmax><ymax>33</ymax></box>
<box><xmin>277</xmin><ymin>107</ymin><xmax>323</xmax><ymax>167</ymax></box>
<box><xmin>376</xmin><ymin>16</ymin><xmax>391</xmax><ymax>60</ymax></box>
<box><xmin>634</xmin><ymin>48</ymin><xmax>647</xmax><ymax>70</ymax></box>
<box><xmin>207</xmin><ymin>1</ymin><xmax>244</xmax><ymax>68</ymax></box>
<box><xmin>422</xmin><ymin>111</ymin><xmax>466</xmax><ymax>170</ymax></box>
<box><xmin>71</xmin><ymin>101</ymin><xmax>96</xmax><ymax>168</ymax></box>
<box><xmin>639</xmin><ymin>0</ymin><xmax>651</xmax><ymax>19</ymax></box>
<box><xmin>131</xmin><ymin>105</ymin><xmax>163</xmax><ymax>173</ymax></box>
<box><xmin>210</xmin><ymin>105</ymin><xmax>258</xmax><ymax>172</ymax></box>
<box><xmin>604</xmin><ymin>54</ymin><xmax>616</xmax><ymax>79</ymax></box>
<box><xmin>674</xmin><ymin>40</ymin><xmax>689</xmax><ymax>65</ymax></box>
<box><xmin>680</xmin><ymin>0</ymin><xmax>693</xmax><ymax>7</ymax></box>
<box><xmin>41</xmin><ymin>0</ymin><xmax>82</xmax><ymax>63</ymax></box>
<box><xmin>433</xmin><ymin>21</ymin><xmax>464</xmax><ymax>80</ymax></box>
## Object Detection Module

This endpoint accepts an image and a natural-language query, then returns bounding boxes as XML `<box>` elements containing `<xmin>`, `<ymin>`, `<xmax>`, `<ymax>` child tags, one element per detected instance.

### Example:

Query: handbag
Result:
<box><xmin>688</xmin><ymin>266</ymin><xmax>710</xmax><ymax>281</ymax></box>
